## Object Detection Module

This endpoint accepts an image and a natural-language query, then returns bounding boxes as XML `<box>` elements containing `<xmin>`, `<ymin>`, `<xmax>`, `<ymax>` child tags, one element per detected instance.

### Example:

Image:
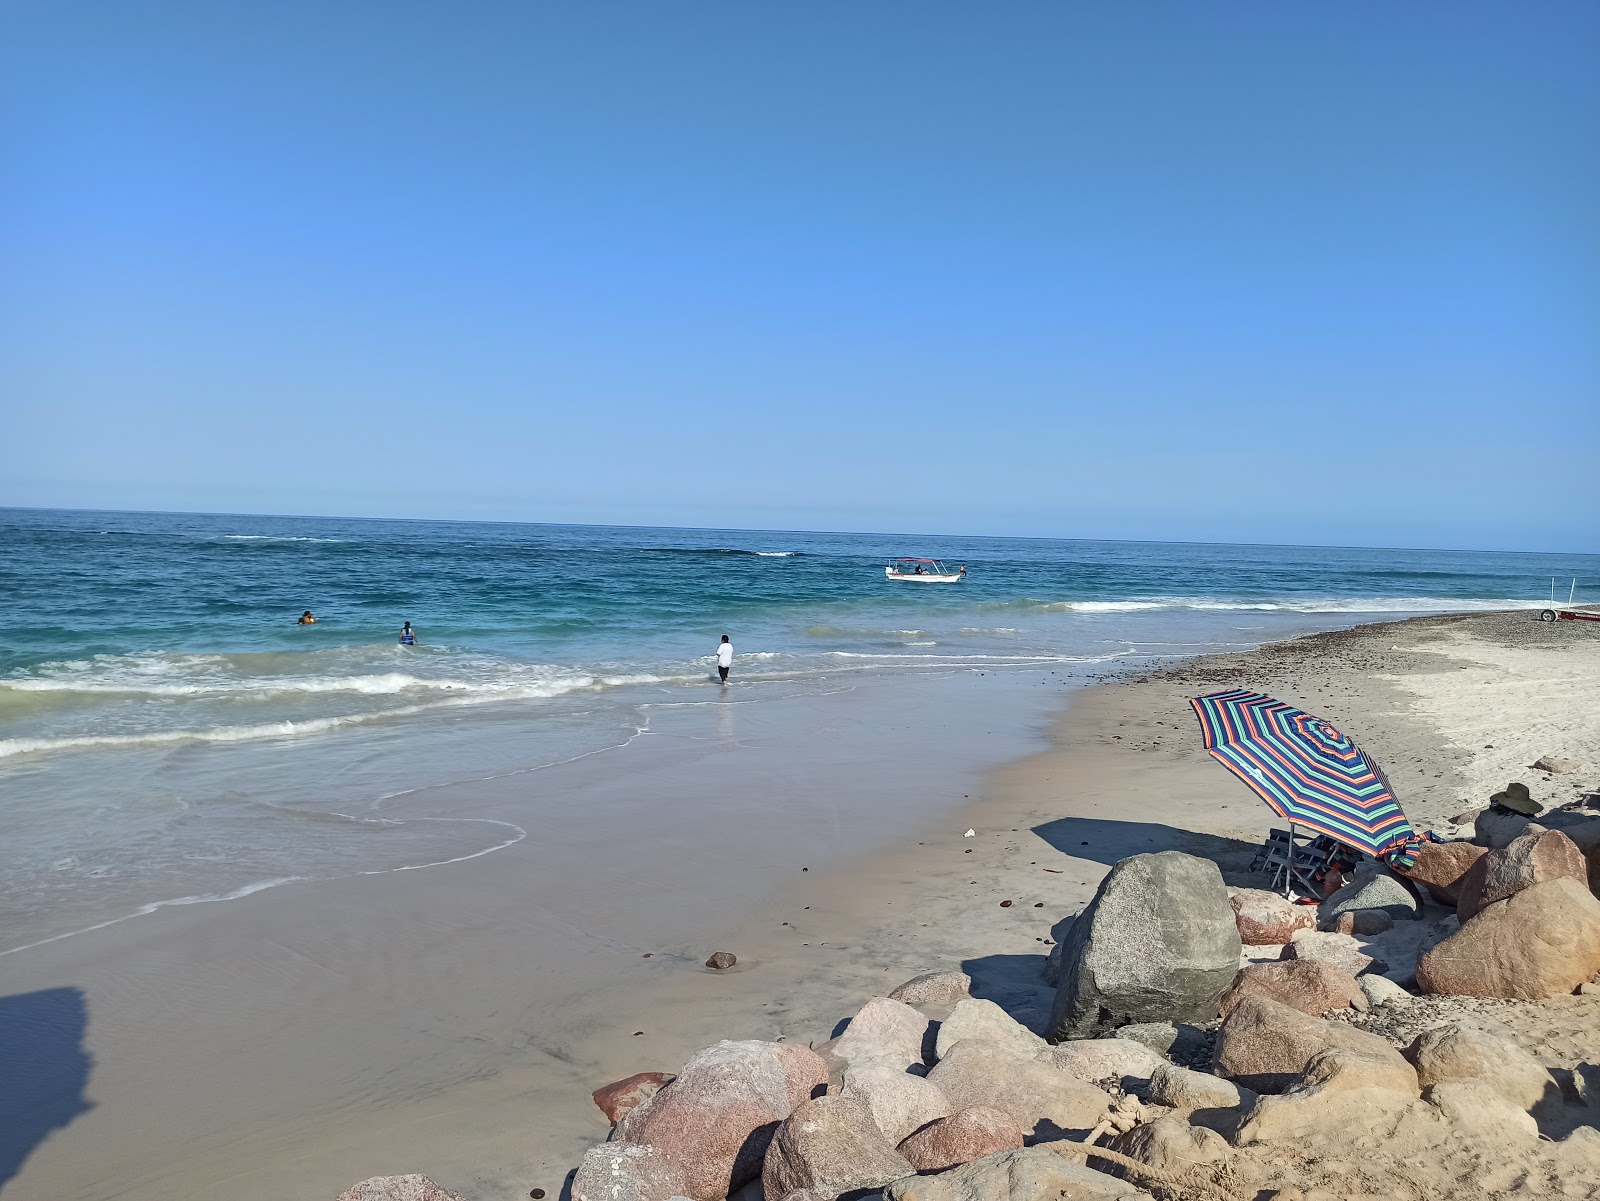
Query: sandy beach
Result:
<box><xmin>4</xmin><ymin>607</ymin><xmax>1598</xmax><ymax>1200</ymax></box>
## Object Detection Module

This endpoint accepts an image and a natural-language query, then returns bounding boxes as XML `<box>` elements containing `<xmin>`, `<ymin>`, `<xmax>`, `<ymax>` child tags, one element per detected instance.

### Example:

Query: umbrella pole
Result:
<box><xmin>1284</xmin><ymin>822</ymin><xmax>1297</xmax><ymax>898</ymax></box>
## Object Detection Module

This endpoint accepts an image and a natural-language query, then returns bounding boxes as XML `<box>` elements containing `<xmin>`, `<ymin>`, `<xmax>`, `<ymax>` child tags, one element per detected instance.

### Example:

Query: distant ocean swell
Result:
<box><xmin>988</xmin><ymin>596</ymin><xmax>1561</xmax><ymax>615</ymax></box>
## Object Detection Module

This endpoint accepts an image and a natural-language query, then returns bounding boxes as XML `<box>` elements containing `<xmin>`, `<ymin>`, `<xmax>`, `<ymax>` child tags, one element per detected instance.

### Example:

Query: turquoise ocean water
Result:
<box><xmin>3</xmin><ymin>506</ymin><xmax>1595</xmax><ymax>952</ymax></box>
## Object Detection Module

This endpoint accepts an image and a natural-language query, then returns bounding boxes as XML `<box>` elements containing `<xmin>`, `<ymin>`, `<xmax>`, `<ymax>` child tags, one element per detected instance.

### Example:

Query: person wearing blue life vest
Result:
<box><xmin>399</xmin><ymin>622</ymin><xmax>417</xmax><ymax>646</ymax></box>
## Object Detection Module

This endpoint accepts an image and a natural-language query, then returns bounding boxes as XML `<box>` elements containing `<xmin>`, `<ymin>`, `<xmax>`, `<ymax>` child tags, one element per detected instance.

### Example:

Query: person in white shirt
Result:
<box><xmin>715</xmin><ymin>635</ymin><xmax>734</xmax><ymax>685</ymax></box>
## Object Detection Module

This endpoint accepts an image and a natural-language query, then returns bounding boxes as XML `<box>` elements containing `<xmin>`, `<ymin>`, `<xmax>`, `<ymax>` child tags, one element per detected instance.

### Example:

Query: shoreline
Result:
<box><xmin>4</xmin><ymin>608</ymin><xmax>1597</xmax><ymax>1200</ymax></box>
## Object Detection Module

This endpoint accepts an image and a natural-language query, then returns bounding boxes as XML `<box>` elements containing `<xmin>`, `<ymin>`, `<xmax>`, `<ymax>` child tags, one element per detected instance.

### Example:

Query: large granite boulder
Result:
<box><xmin>761</xmin><ymin>1094</ymin><xmax>914</xmax><ymax>1199</ymax></box>
<box><xmin>1398</xmin><ymin>840</ymin><xmax>1486</xmax><ymax>906</ymax></box>
<box><xmin>337</xmin><ymin>1178</ymin><xmax>467</xmax><ymax>1201</ymax></box>
<box><xmin>1229</xmin><ymin>889</ymin><xmax>1316</xmax><ymax>945</ymax></box>
<box><xmin>925</xmin><ymin>1038</ymin><xmax>1110</xmax><ymax>1141</ymax></box>
<box><xmin>615</xmin><ymin>1040</ymin><xmax>827</xmax><ymax>1199</ymax></box>
<box><xmin>1416</xmin><ymin>877</ymin><xmax>1600</xmax><ymax>1000</ymax></box>
<box><xmin>897</xmin><ymin>1106</ymin><xmax>1024</xmax><ymax>1173</ymax></box>
<box><xmin>935</xmin><ymin>998</ymin><xmax>1044</xmax><ymax>1062</ymax></box>
<box><xmin>1234</xmin><ymin>1044</ymin><xmax>1422</xmax><ymax>1145</ymax></box>
<box><xmin>1048</xmin><ymin>851</ymin><xmax>1241</xmax><ymax>1041</ymax></box>
<box><xmin>833</xmin><ymin>997</ymin><xmax>932</xmax><ymax>1073</ymax></box>
<box><xmin>1404</xmin><ymin>1023</ymin><xmax>1557</xmax><ymax>1112</ymax></box>
<box><xmin>1458</xmin><ymin>828</ymin><xmax>1588</xmax><ymax>922</ymax></box>
<box><xmin>1318</xmin><ymin>861</ymin><xmax>1420</xmax><ymax>928</ymax></box>
<box><xmin>571</xmin><ymin>1143</ymin><xmax>688</xmax><ymax>1201</ymax></box>
<box><xmin>885</xmin><ymin>1146</ymin><xmax>1140</xmax><ymax>1201</ymax></box>
<box><xmin>839</xmin><ymin>1061</ymin><xmax>954</xmax><ymax>1144</ymax></box>
<box><xmin>1211</xmin><ymin>994</ymin><xmax>1415</xmax><ymax>1094</ymax></box>
<box><xmin>1219</xmin><ymin>959</ymin><xmax>1365</xmax><ymax>1018</ymax></box>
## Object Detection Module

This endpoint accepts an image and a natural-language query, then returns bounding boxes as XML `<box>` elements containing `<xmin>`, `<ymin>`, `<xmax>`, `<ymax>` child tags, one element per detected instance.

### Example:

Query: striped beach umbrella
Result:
<box><xmin>1190</xmin><ymin>689</ymin><xmax>1414</xmax><ymax>858</ymax></box>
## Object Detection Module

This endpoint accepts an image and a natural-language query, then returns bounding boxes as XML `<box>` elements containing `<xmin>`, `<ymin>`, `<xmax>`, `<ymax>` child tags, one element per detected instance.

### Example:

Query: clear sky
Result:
<box><xmin>3</xmin><ymin>2</ymin><xmax>1596</xmax><ymax>552</ymax></box>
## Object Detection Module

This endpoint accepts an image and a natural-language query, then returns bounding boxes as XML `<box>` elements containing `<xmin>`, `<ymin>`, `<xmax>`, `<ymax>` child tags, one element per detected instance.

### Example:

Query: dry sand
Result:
<box><xmin>4</xmin><ymin>609</ymin><xmax>1598</xmax><ymax>1200</ymax></box>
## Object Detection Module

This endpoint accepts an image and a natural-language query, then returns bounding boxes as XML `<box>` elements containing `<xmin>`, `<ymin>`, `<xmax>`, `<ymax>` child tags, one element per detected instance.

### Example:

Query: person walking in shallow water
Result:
<box><xmin>715</xmin><ymin>634</ymin><xmax>733</xmax><ymax>685</ymax></box>
<box><xmin>399</xmin><ymin>621</ymin><xmax>416</xmax><ymax>646</ymax></box>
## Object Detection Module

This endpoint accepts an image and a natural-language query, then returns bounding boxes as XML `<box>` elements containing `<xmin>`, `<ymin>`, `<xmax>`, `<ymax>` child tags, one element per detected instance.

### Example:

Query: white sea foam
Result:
<box><xmin>755</xmin><ymin>551</ymin><xmax>796</xmax><ymax>556</ymax></box>
<box><xmin>220</xmin><ymin>534</ymin><xmax>344</xmax><ymax>543</ymax></box>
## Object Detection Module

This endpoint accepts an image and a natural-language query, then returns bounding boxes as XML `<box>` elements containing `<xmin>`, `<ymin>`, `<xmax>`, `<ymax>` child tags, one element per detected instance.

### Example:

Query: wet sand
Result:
<box><xmin>4</xmin><ymin>609</ymin><xmax>1596</xmax><ymax>1200</ymax></box>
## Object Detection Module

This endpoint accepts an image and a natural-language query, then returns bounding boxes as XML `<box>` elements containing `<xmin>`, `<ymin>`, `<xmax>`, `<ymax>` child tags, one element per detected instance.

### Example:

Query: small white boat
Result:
<box><xmin>886</xmin><ymin>557</ymin><xmax>966</xmax><ymax>583</ymax></box>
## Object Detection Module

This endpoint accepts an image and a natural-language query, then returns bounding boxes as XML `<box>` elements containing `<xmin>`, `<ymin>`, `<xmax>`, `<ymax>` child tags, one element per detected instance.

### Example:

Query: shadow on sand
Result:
<box><xmin>0</xmin><ymin>987</ymin><xmax>93</xmax><ymax>1194</ymax></box>
<box><xmin>1032</xmin><ymin>816</ymin><xmax>1264</xmax><ymax>887</ymax></box>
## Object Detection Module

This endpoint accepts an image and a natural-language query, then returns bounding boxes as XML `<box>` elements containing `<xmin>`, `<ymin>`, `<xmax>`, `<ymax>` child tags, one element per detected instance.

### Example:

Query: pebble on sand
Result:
<box><xmin>706</xmin><ymin>952</ymin><xmax>737</xmax><ymax>970</ymax></box>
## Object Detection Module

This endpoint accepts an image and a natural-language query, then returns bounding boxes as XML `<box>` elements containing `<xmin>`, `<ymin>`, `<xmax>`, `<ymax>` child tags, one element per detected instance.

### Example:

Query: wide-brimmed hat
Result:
<box><xmin>1489</xmin><ymin>781</ymin><xmax>1542</xmax><ymax>816</ymax></box>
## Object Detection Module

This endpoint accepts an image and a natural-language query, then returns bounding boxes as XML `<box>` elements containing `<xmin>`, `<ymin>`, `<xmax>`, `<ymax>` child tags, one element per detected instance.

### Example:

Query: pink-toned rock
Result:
<box><xmin>832</xmin><ymin>996</ymin><xmax>931</xmax><ymax>1073</ymax></box>
<box><xmin>1459</xmin><ymin>828</ymin><xmax>1588</xmax><ymax>922</ymax></box>
<box><xmin>337</xmin><ymin>1178</ymin><xmax>466</xmax><ymax>1201</ymax></box>
<box><xmin>571</xmin><ymin>1143</ymin><xmax>688</xmax><ymax>1201</ymax></box>
<box><xmin>761</xmin><ymin>1094</ymin><xmax>914</xmax><ymax>1199</ymax></box>
<box><xmin>1219</xmin><ymin>959</ymin><xmax>1365</xmax><ymax>1019</ymax></box>
<box><xmin>1330</xmin><ymin>908</ymin><xmax>1393</xmax><ymax>936</ymax></box>
<box><xmin>615</xmin><ymin>1039</ymin><xmax>828</xmax><ymax>1200</ymax></box>
<box><xmin>1230</xmin><ymin>889</ymin><xmax>1316</xmax><ymax>945</ymax></box>
<box><xmin>1418</xmin><ymin>876</ymin><xmax>1600</xmax><ymax>1000</ymax></box>
<box><xmin>1476</xmin><ymin>810</ymin><xmax>1543</xmax><ymax>849</ymax></box>
<box><xmin>925</xmin><ymin>1037</ymin><xmax>1110</xmax><ymax>1140</ymax></box>
<box><xmin>592</xmin><ymin>1072</ymin><xmax>675</xmax><ymax>1125</ymax></box>
<box><xmin>888</xmin><ymin>970</ymin><xmax>973</xmax><ymax>1007</ymax></box>
<box><xmin>897</xmin><ymin>1105</ymin><xmax>1024</xmax><ymax>1173</ymax></box>
<box><xmin>1211</xmin><ymin>994</ymin><xmax>1412</xmax><ymax>1094</ymax></box>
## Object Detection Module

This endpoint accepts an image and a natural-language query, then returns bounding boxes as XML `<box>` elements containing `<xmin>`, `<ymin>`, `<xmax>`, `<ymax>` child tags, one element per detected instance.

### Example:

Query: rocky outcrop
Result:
<box><xmin>838</xmin><ymin>1061</ymin><xmax>954</xmax><ymax>1145</ymax></box>
<box><xmin>1416</xmin><ymin>876</ymin><xmax>1600</xmax><ymax>1000</ymax></box>
<box><xmin>888</xmin><ymin>970</ymin><xmax>973</xmax><ymax>1007</ymax></box>
<box><xmin>1033</xmin><ymin>1038</ymin><xmax>1163</xmax><ymax>1087</ymax></box>
<box><xmin>897</xmin><ymin>1106</ymin><xmax>1024</xmax><ymax>1173</ymax></box>
<box><xmin>571</xmin><ymin>1143</ymin><xmax>688</xmax><ymax>1201</ymax></box>
<box><xmin>1211</xmin><ymin>994</ymin><xmax>1414</xmax><ymax>1094</ymax></box>
<box><xmin>1229</xmin><ymin>889</ymin><xmax>1315</xmax><ymax>945</ymax></box>
<box><xmin>884</xmin><ymin>1145</ymin><xmax>1140</xmax><ymax>1201</ymax></box>
<box><xmin>592</xmin><ymin>1072</ymin><xmax>675</xmax><ymax>1125</ymax></box>
<box><xmin>337</xmin><ymin>1178</ymin><xmax>467</xmax><ymax>1201</ymax></box>
<box><xmin>1398</xmin><ymin>840</ymin><xmax>1486</xmax><ymax>906</ymax></box>
<box><xmin>761</xmin><ymin>1094</ymin><xmax>914</xmax><ymax>1199</ymax></box>
<box><xmin>1219</xmin><ymin>959</ymin><xmax>1365</xmax><ymax>1018</ymax></box>
<box><xmin>832</xmin><ymin>997</ymin><xmax>932</xmax><ymax>1073</ymax></box>
<box><xmin>1404</xmin><ymin>1023</ymin><xmax>1558</xmax><ymax>1111</ymax></box>
<box><xmin>1457</xmin><ymin>827</ymin><xmax>1588</xmax><ymax>922</ymax></box>
<box><xmin>925</xmin><ymin>1038</ymin><xmax>1110</xmax><ymax>1141</ymax></box>
<box><xmin>615</xmin><ymin>1040</ymin><xmax>827</xmax><ymax>1200</ymax></box>
<box><xmin>1328</xmin><ymin>908</ymin><xmax>1393</xmax><ymax>935</ymax></box>
<box><xmin>1533</xmin><ymin>755</ymin><xmax>1582</xmax><ymax>774</ymax></box>
<box><xmin>1048</xmin><ymin>852</ymin><xmax>1241</xmax><ymax>1040</ymax></box>
<box><xmin>934</xmin><ymin>998</ymin><xmax>1043</xmax><ymax>1062</ymax></box>
<box><xmin>1318</xmin><ymin>861</ymin><xmax>1420</xmax><ymax>928</ymax></box>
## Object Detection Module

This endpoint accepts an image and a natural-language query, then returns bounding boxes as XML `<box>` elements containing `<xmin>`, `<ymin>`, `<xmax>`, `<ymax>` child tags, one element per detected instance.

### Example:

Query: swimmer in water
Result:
<box><xmin>298</xmin><ymin>610</ymin><xmax>317</xmax><ymax>625</ymax></box>
<box><xmin>399</xmin><ymin>621</ymin><xmax>416</xmax><ymax>646</ymax></box>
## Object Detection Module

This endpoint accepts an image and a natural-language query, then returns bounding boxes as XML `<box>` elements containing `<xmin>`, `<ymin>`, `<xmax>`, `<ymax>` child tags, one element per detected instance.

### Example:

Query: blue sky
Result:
<box><xmin>3</xmin><ymin>2</ymin><xmax>1596</xmax><ymax>552</ymax></box>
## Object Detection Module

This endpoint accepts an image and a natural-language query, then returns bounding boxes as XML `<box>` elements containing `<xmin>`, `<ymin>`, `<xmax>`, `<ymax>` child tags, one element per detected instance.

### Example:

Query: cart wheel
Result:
<box><xmin>1540</xmin><ymin>609</ymin><xmax>1558</xmax><ymax>622</ymax></box>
